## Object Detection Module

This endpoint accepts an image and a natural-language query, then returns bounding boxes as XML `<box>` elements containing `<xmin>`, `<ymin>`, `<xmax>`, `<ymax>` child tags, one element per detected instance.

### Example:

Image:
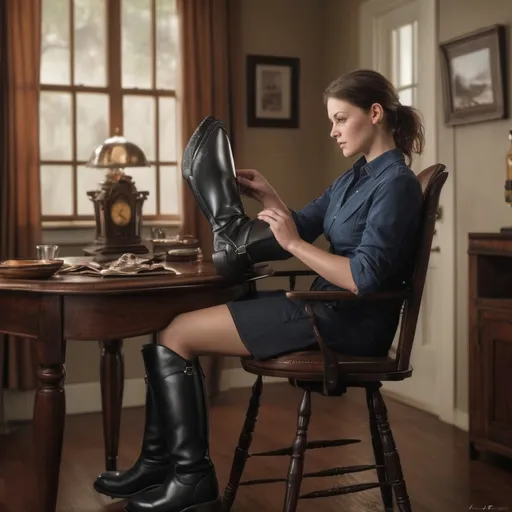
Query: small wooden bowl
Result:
<box><xmin>0</xmin><ymin>259</ymin><xmax>64</xmax><ymax>279</ymax></box>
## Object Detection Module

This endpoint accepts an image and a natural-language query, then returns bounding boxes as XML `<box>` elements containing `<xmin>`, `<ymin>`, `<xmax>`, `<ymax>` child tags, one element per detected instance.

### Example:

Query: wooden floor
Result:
<box><xmin>1</xmin><ymin>382</ymin><xmax>512</xmax><ymax>511</ymax></box>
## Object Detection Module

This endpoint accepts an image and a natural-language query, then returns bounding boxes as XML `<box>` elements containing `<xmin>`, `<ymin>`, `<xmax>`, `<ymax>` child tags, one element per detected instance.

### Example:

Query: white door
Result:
<box><xmin>360</xmin><ymin>0</ymin><xmax>456</xmax><ymax>422</ymax></box>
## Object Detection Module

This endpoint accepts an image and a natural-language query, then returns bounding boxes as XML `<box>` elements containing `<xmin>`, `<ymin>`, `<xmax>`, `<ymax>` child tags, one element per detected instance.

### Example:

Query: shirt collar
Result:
<box><xmin>353</xmin><ymin>148</ymin><xmax>405</xmax><ymax>179</ymax></box>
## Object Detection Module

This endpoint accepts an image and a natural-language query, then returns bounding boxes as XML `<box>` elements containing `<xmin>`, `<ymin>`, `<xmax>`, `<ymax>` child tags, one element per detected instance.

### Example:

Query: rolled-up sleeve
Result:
<box><xmin>290</xmin><ymin>177</ymin><xmax>340</xmax><ymax>244</ymax></box>
<box><xmin>350</xmin><ymin>173</ymin><xmax>423</xmax><ymax>296</ymax></box>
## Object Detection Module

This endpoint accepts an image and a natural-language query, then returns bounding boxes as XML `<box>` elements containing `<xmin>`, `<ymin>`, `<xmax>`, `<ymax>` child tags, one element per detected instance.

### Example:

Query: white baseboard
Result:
<box><xmin>381</xmin><ymin>388</ymin><xmax>439</xmax><ymax>417</ymax></box>
<box><xmin>4</xmin><ymin>368</ymin><xmax>282</xmax><ymax>422</ymax></box>
<box><xmin>374</xmin><ymin>388</ymin><xmax>470</xmax><ymax>432</ymax></box>
<box><xmin>4</xmin><ymin>370</ymin><xmax>471</xmax><ymax>435</ymax></box>
<box><xmin>453</xmin><ymin>409</ymin><xmax>469</xmax><ymax>431</ymax></box>
<box><xmin>4</xmin><ymin>378</ymin><xmax>147</xmax><ymax>422</ymax></box>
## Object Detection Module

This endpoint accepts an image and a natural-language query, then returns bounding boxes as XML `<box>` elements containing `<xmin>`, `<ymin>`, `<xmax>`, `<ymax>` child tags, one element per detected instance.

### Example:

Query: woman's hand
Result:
<box><xmin>236</xmin><ymin>169</ymin><xmax>284</xmax><ymax>209</ymax></box>
<box><xmin>257</xmin><ymin>208</ymin><xmax>301</xmax><ymax>252</ymax></box>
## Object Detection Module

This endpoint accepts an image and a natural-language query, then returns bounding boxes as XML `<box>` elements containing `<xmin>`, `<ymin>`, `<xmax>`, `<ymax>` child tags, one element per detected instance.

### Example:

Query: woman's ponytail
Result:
<box><xmin>390</xmin><ymin>104</ymin><xmax>425</xmax><ymax>166</ymax></box>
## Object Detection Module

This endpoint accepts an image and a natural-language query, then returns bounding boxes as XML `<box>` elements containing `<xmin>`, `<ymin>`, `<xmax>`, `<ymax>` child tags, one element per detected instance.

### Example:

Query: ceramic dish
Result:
<box><xmin>0</xmin><ymin>259</ymin><xmax>64</xmax><ymax>279</ymax></box>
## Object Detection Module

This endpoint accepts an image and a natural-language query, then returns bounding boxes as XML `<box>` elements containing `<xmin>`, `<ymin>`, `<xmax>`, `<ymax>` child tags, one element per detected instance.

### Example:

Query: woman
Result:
<box><xmin>93</xmin><ymin>69</ymin><xmax>425</xmax><ymax>512</ymax></box>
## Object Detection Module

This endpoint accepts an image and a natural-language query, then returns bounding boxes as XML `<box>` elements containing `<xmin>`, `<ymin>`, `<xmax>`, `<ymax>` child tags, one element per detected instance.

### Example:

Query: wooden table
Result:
<box><xmin>0</xmin><ymin>259</ymin><xmax>270</xmax><ymax>512</ymax></box>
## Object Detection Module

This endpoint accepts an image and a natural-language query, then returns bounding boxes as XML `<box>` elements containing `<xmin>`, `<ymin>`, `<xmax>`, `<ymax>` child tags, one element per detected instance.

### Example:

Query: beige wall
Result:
<box><xmin>39</xmin><ymin>0</ymin><xmax>512</xmax><ymax>416</ymax></box>
<box><xmin>436</xmin><ymin>0</ymin><xmax>512</xmax><ymax>413</ymax></box>
<box><xmin>323</xmin><ymin>0</ymin><xmax>362</xmax><ymax>179</ymax></box>
<box><xmin>233</xmin><ymin>0</ymin><xmax>327</xmax><ymax>214</ymax></box>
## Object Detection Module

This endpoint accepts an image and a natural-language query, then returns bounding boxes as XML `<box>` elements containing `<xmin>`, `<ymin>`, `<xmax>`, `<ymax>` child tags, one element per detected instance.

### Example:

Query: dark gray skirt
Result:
<box><xmin>226</xmin><ymin>289</ymin><xmax>392</xmax><ymax>360</ymax></box>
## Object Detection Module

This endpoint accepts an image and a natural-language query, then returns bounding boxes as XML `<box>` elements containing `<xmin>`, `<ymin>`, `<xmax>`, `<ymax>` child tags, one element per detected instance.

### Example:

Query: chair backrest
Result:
<box><xmin>395</xmin><ymin>164</ymin><xmax>448</xmax><ymax>371</ymax></box>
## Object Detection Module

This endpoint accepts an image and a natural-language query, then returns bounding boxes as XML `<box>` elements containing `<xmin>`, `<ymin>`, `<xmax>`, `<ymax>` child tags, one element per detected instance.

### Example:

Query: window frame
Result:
<box><xmin>390</xmin><ymin>20</ymin><xmax>419</xmax><ymax>107</ymax></box>
<box><xmin>40</xmin><ymin>0</ymin><xmax>181</xmax><ymax>226</ymax></box>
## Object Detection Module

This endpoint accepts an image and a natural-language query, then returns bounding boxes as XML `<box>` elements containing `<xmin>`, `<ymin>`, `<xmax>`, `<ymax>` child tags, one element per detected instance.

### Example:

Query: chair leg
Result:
<box><xmin>366</xmin><ymin>386</ymin><xmax>394</xmax><ymax>512</ymax></box>
<box><xmin>283</xmin><ymin>390</ymin><xmax>311</xmax><ymax>512</ymax></box>
<box><xmin>222</xmin><ymin>375</ymin><xmax>263</xmax><ymax>511</ymax></box>
<box><xmin>367</xmin><ymin>384</ymin><xmax>411</xmax><ymax>512</ymax></box>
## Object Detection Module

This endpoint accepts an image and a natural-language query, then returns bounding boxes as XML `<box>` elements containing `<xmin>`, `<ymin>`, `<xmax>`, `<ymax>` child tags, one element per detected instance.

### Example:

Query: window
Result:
<box><xmin>391</xmin><ymin>21</ymin><xmax>418</xmax><ymax>107</ymax></box>
<box><xmin>40</xmin><ymin>0</ymin><xmax>180</xmax><ymax>223</ymax></box>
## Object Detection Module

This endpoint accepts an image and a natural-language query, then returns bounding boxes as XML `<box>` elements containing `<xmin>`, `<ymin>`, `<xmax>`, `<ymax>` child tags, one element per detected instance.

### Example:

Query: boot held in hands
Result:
<box><xmin>182</xmin><ymin>116</ymin><xmax>291</xmax><ymax>279</ymax></box>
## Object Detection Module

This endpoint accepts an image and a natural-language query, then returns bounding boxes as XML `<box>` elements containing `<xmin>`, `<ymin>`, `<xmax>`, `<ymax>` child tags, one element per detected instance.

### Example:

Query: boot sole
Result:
<box><xmin>93</xmin><ymin>480</ymin><xmax>162</xmax><ymax>499</ymax></box>
<box><xmin>124</xmin><ymin>497</ymin><xmax>222</xmax><ymax>512</ymax></box>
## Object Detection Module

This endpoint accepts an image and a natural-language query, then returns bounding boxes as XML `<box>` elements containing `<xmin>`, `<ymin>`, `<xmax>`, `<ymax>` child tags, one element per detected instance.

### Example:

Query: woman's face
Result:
<box><xmin>326</xmin><ymin>97</ymin><xmax>381</xmax><ymax>159</ymax></box>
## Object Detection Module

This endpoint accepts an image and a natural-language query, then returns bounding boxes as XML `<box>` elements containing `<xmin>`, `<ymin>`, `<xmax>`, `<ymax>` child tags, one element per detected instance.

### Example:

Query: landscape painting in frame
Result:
<box><xmin>440</xmin><ymin>24</ymin><xmax>507</xmax><ymax>126</ymax></box>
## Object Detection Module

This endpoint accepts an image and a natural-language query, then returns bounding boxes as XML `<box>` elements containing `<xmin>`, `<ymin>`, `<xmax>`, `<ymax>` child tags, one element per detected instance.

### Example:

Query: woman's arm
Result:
<box><xmin>348</xmin><ymin>173</ymin><xmax>423</xmax><ymax>295</ymax></box>
<box><xmin>287</xmin><ymin>240</ymin><xmax>358</xmax><ymax>293</ymax></box>
<box><xmin>257</xmin><ymin>207</ymin><xmax>357</xmax><ymax>293</ymax></box>
<box><xmin>258</xmin><ymin>171</ymin><xmax>423</xmax><ymax>296</ymax></box>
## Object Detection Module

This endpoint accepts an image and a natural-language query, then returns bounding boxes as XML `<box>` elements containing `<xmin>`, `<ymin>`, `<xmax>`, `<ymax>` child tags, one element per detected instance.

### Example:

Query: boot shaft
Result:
<box><xmin>182</xmin><ymin>117</ymin><xmax>244</xmax><ymax>228</ymax></box>
<box><xmin>182</xmin><ymin>115</ymin><xmax>292</xmax><ymax>279</ymax></box>
<box><xmin>142</xmin><ymin>344</ymin><xmax>212</xmax><ymax>472</ymax></box>
<box><xmin>141</xmin><ymin>379</ymin><xmax>169</xmax><ymax>461</ymax></box>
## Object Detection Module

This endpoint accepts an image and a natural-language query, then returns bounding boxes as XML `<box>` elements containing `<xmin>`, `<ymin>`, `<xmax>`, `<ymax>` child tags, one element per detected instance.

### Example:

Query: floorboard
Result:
<box><xmin>0</xmin><ymin>382</ymin><xmax>511</xmax><ymax>511</ymax></box>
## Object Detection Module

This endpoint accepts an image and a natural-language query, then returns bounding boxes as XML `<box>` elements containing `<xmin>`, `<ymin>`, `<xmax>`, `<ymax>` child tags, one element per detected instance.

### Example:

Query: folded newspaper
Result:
<box><xmin>58</xmin><ymin>253</ymin><xmax>176</xmax><ymax>277</ymax></box>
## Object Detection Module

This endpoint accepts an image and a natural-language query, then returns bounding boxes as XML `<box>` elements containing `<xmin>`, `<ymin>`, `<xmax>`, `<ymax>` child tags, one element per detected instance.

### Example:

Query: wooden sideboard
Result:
<box><xmin>468</xmin><ymin>232</ymin><xmax>512</xmax><ymax>460</ymax></box>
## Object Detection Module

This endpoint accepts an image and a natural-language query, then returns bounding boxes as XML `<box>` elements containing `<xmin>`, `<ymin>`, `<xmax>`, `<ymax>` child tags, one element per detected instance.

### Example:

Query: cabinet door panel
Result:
<box><xmin>482</xmin><ymin>319</ymin><xmax>512</xmax><ymax>448</ymax></box>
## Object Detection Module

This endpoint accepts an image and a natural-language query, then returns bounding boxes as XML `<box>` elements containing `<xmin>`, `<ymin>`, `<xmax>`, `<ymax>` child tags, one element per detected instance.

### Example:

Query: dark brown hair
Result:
<box><xmin>323</xmin><ymin>69</ymin><xmax>425</xmax><ymax>165</ymax></box>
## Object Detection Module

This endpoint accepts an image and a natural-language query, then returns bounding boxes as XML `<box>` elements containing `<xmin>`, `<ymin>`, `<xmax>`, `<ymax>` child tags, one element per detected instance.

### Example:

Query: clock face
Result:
<box><xmin>110</xmin><ymin>200</ymin><xmax>132</xmax><ymax>226</ymax></box>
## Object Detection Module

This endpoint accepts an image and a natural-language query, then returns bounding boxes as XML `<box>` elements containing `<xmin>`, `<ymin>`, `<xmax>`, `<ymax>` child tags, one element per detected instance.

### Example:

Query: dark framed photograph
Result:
<box><xmin>246</xmin><ymin>55</ymin><xmax>300</xmax><ymax>128</ymax></box>
<box><xmin>439</xmin><ymin>24</ymin><xmax>507</xmax><ymax>126</ymax></box>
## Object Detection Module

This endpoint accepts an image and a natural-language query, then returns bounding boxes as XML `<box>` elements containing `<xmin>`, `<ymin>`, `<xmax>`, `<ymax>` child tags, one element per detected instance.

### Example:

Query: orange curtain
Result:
<box><xmin>176</xmin><ymin>0</ymin><xmax>239</xmax><ymax>399</ymax></box>
<box><xmin>0</xmin><ymin>0</ymin><xmax>42</xmax><ymax>391</ymax></box>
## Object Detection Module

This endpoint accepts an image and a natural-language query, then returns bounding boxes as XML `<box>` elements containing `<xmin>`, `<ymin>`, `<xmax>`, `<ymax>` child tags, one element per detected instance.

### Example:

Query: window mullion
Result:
<box><xmin>151</xmin><ymin>0</ymin><xmax>160</xmax><ymax>215</ymax></box>
<box><xmin>70</xmin><ymin>0</ymin><xmax>78</xmax><ymax>216</ymax></box>
<box><xmin>108</xmin><ymin>0</ymin><xmax>122</xmax><ymax>134</ymax></box>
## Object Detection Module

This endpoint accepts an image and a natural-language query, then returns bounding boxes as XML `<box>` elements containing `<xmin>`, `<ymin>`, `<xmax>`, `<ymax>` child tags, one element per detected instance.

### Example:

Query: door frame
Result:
<box><xmin>359</xmin><ymin>0</ymin><xmax>457</xmax><ymax>426</ymax></box>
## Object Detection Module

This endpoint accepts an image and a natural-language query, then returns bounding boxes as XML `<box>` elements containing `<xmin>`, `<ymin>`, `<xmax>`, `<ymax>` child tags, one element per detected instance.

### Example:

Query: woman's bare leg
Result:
<box><xmin>158</xmin><ymin>304</ymin><xmax>251</xmax><ymax>360</ymax></box>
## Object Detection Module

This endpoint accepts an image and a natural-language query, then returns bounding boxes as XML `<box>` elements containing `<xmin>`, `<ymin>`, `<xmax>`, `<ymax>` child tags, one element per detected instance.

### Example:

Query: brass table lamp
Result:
<box><xmin>84</xmin><ymin>133</ymin><xmax>151</xmax><ymax>261</ymax></box>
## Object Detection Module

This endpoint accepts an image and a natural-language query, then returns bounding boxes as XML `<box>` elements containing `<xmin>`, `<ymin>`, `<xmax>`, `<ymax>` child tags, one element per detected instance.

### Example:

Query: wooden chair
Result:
<box><xmin>221</xmin><ymin>164</ymin><xmax>448</xmax><ymax>512</ymax></box>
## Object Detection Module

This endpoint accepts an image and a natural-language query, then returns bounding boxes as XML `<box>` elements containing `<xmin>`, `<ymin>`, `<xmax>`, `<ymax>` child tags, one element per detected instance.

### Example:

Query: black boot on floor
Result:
<box><xmin>93</xmin><ymin>380</ymin><xmax>171</xmax><ymax>499</ymax></box>
<box><xmin>125</xmin><ymin>344</ymin><xmax>221</xmax><ymax>512</ymax></box>
<box><xmin>182</xmin><ymin>115</ymin><xmax>291</xmax><ymax>279</ymax></box>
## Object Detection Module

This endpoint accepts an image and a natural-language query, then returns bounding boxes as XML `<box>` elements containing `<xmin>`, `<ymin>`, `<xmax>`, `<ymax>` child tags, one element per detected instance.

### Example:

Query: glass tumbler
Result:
<box><xmin>36</xmin><ymin>244</ymin><xmax>60</xmax><ymax>260</ymax></box>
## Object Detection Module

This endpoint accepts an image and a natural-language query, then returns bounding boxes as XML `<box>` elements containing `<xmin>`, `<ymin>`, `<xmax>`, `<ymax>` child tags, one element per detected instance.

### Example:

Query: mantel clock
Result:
<box><xmin>84</xmin><ymin>134</ymin><xmax>151</xmax><ymax>261</ymax></box>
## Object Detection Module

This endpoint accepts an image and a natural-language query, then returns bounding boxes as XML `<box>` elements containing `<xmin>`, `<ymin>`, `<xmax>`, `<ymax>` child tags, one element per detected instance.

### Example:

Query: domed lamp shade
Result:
<box><xmin>84</xmin><ymin>133</ymin><xmax>151</xmax><ymax>261</ymax></box>
<box><xmin>87</xmin><ymin>134</ymin><xmax>150</xmax><ymax>169</ymax></box>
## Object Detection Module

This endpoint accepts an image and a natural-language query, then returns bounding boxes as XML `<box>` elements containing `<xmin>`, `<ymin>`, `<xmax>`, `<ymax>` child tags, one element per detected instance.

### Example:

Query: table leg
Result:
<box><xmin>34</xmin><ymin>296</ymin><xmax>66</xmax><ymax>512</ymax></box>
<box><xmin>100</xmin><ymin>339</ymin><xmax>124</xmax><ymax>471</ymax></box>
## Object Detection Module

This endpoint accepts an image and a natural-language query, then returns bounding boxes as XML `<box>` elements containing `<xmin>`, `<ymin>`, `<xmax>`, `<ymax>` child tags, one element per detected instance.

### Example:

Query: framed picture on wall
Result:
<box><xmin>246</xmin><ymin>54</ymin><xmax>300</xmax><ymax>128</ymax></box>
<box><xmin>439</xmin><ymin>24</ymin><xmax>507</xmax><ymax>126</ymax></box>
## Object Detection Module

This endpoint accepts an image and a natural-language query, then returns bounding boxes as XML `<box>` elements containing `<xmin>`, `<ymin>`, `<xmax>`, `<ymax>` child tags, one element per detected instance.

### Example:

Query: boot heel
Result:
<box><xmin>212</xmin><ymin>250</ymin><xmax>230</xmax><ymax>278</ymax></box>
<box><xmin>212</xmin><ymin>249</ymin><xmax>248</xmax><ymax>279</ymax></box>
<box><xmin>182</xmin><ymin>498</ymin><xmax>222</xmax><ymax>512</ymax></box>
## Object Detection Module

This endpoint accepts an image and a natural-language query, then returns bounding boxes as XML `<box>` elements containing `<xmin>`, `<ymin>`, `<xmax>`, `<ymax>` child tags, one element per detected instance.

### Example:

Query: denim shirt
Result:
<box><xmin>291</xmin><ymin>148</ymin><xmax>423</xmax><ymax>296</ymax></box>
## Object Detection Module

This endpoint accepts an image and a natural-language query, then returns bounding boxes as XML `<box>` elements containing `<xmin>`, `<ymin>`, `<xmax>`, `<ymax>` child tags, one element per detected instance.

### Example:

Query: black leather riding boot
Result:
<box><xmin>125</xmin><ymin>345</ymin><xmax>221</xmax><ymax>512</ymax></box>
<box><xmin>182</xmin><ymin>115</ymin><xmax>291</xmax><ymax>278</ymax></box>
<box><xmin>93</xmin><ymin>379</ymin><xmax>171</xmax><ymax>498</ymax></box>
